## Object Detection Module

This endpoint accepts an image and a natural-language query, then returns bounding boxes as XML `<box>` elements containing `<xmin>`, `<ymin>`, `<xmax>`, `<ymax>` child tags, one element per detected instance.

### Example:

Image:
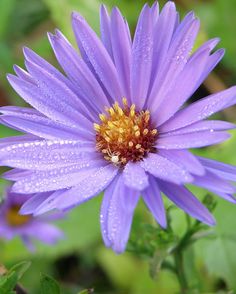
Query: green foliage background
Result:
<box><xmin>0</xmin><ymin>0</ymin><xmax>236</xmax><ymax>293</ymax></box>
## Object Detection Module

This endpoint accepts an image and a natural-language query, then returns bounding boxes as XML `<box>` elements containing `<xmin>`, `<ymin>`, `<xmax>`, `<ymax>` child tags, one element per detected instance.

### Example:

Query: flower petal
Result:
<box><xmin>111</xmin><ymin>7</ymin><xmax>132</xmax><ymax>100</ymax></box>
<box><xmin>101</xmin><ymin>174</ymin><xmax>139</xmax><ymax>253</ymax></box>
<box><xmin>100</xmin><ymin>5</ymin><xmax>113</xmax><ymax>59</ymax></box>
<box><xmin>123</xmin><ymin>161</ymin><xmax>149</xmax><ymax>191</ymax></box>
<box><xmin>141</xmin><ymin>153</ymin><xmax>193</xmax><ymax>184</ymax></box>
<box><xmin>48</xmin><ymin>30</ymin><xmax>110</xmax><ymax>112</ymax></box>
<box><xmin>0</xmin><ymin>106</ymin><xmax>92</xmax><ymax>140</ymax></box>
<box><xmin>0</xmin><ymin>139</ymin><xmax>95</xmax><ymax>170</ymax></box>
<box><xmin>142</xmin><ymin>176</ymin><xmax>166</xmax><ymax>228</ymax></box>
<box><xmin>159</xmin><ymin>181</ymin><xmax>215</xmax><ymax>226</ymax></box>
<box><xmin>72</xmin><ymin>12</ymin><xmax>122</xmax><ymax>103</ymax></box>
<box><xmin>131</xmin><ymin>4</ymin><xmax>153</xmax><ymax>108</ymax></box>
<box><xmin>160</xmin><ymin>86</ymin><xmax>236</xmax><ymax>133</ymax></box>
<box><xmin>158</xmin><ymin>149</ymin><xmax>205</xmax><ymax>176</ymax></box>
<box><xmin>156</xmin><ymin>131</ymin><xmax>230</xmax><ymax>149</ymax></box>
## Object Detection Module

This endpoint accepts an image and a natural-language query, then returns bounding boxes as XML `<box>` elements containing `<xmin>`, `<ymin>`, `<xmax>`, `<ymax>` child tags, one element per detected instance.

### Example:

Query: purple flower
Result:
<box><xmin>1</xmin><ymin>1</ymin><xmax>236</xmax><ymax>253</ymax></box>
<box><xmin>0</xmin><ymin>187</ymin><xmax>63</xmax><ymax>251</ymax></box>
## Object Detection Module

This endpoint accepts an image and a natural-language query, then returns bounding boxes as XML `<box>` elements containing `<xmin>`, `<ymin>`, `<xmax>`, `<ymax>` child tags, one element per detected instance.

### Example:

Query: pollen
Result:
<box><xmin>95</xmin><ymin>99</ymin><xmax>157</xmax><ymax>165</ymax></box>
<box><xmin>6</xmin><ymin>205</ymin><xmax>31</xmax><ymax>227</ymax></box>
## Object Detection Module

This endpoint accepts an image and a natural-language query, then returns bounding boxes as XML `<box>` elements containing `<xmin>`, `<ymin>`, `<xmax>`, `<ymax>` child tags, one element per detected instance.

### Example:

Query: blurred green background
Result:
<box><xmin>1</xmin><ymin>0</ymin><xmax>236</xmax><ymax>293</ymax></box>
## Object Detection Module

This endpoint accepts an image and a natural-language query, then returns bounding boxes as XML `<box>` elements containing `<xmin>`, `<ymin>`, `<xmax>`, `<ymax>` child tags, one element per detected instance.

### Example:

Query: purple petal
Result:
<box><xmin>193</xmin><ymin>170</ymin><xmax>236</xmax><ymax>195</ymax></box>
<box><xmin>111</xmin><ymin>7</ymin><xmax>132</xmax><ymax>100</ymax></box>
<box><xmin>0</xmin><ymin>139</ymin><xmax>95</xmax><ymax>170</ymax></box>
<box><xmin>149</xmin><ymin>2</ymin><xmax>177</xmax><ymax>86</ymax></box>
<box><xmin>156</xmin><ymin>131</ymin><xmax>230</xmax><ymax>149</ymax></box>
<box><xmin>100</xmin><ymin>5</ymin><xmax>113</xmax><ymax>59</ymax></box>
<box><xmin>153</xmin><ymin>47</ymin><xmax>210</xmax><ymax>125</ymax></box>
<box><xmin>159</xmin><ymin>181</ymin><xmax>215</xmax><ymax>226</ymax></box>
<box><xmin>123</xmin><ymin>161</ymin><xmax>149</xmax><ymax>191</ymax></box>
<box><xmin>158</xmin><ymin>149</ymin><xmax>205</xmax><ymax>176</ymax></box>
<box><xmin>142</xmin><ymin>176</ymin><xmax>166</xmax><ymax>228</ymax></box>
<box><xmin>35</xmin><ymin>165</ymin><xmax>118</xmax><ymax>213</ymax></box>
<box><xmin>149</xmin><ymin>14</ymin><xmax>200</xmax><ymax>112</ymax></box>
<box><xmin>162</xmin><ymin>120</ymin><xmax>236</xmax><ymax>136</ymax></box>
<box><xmin>160</xmin><ymin>86</ymin><xmax>236</xmax><ymax>133</ymax></box>
<box><xmin>12</xmin><ymin>162</ymin><xmax>105</xmax><ymax>193</ymax></box>
<box><xmin>100</xmin><ymin>174</ymin><xmax>139</xmax><ymax>253</ymax></box>
<box><xmin>131</xmin><ymin>4</ymin><xmax>153</xmax><ymax>108</ymax></box>
<box><xmin>0</xmin><ymin>106</ymin><xmax>92</xmax><ymax>140</ymax></box>
<box><xmin>24</xmin><ymin>221</ymin><xmax>63</xmax><ymax>244</ymax></box>
<box><xmin>198</xmin><ymin>156</ymin><xmax>236</xmax><ymax>182</ymax></box>
<box><xmin>72</xmin><ymin>12</ymin><xmax>122</xmax><ymax>103</ymax></box>
<box><xmin>141</xmin><ymin>153</ymin><xmax>193</xmax><ymax>184</ymax></box>
<box><xmin>20</xmin><ymin>192</ymin><xmax>53</xmax><ymax>215</ymax></box>
<box><xmin>48</xmin><ymin>30</ymin><xmax>110</xmax><ymax>112</ymax></box>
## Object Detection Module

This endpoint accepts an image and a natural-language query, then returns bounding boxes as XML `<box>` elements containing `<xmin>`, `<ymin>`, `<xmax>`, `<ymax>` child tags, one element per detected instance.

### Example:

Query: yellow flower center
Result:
<box><xmin>6</xmin><ymin>205</ymin><xmax>31</xmax><ymax>227</ymax></box>
<box><xmin>94</xmin><ymin>98</ymin><xmax>157</xmax><ymax>165</ymax></box>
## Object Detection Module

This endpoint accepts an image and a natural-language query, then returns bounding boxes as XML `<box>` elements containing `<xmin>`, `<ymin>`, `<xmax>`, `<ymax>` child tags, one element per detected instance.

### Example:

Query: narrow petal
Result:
<box><xmin>24</xmin><ymin>221</ymin><xmax>63</xmax><ymax>244</ymax></box>
<box><xmin>123</xmin><ymin>161</ymin><xmax>149</xmax><ymax>191</ymax></box>
<box><xmin>20</xmin><ymin>192</ymin><xmax>52</xmax><ymax>215</ymax></box>
<box><xmin>0</xmin><ymin>106</ymin><xmax>92</xmax><ymax>140</ymax></box>
<box><xmin>198</xmin><ymin>156</ymin><xmax>236</xmax><ymax>182</ymax></box>
<box><xmin>156</xmin><ymin>131</ymin><xmax>230</xmax><ymax>149</ymax></box>
<box><xmin>48</xmin><ymin>30</ymin><xmax>110</xmax><ymax>112</ymax></box>
<box><xmin>142</xmin><ymin>176</ymin><xmax>166</xmax><ymax>228</ymax></box>
<box><xmin>72</xmin><ymin>12</ymin><xmax>122</xmax><ymax>103</ymax></box>
<box><xmin>7</xmin><ymin>74</ymin><xmax>92</xmax><ymax>130</ymax></box>
<box><xmin>149</xmin><ymin>2</ymin><xmax>177</xmax><ymax>86</ymax></box>
<box><xmin>162</xmin><ymin>120</ymin><xmax>236</xmax><ymax>136</ymax></box>
<box><xmin>193</xmin><ymin>170</ymin><xmax>236</xmax><ymax>194</ymax></box>
<box><xmin>158</xmin><ymin>149</ymin><xmax>205</xmax><ymax>176</ymax></box>
<box><xmin>101</xmin><ymin>174</ymin><xmax>139</xmax><ymax>253</ymax></box>
<box><xmin>111</xmin><ymin>7</ymin><xmax>132</xmax><ymax>100</ymax></box>
<box><xmin>141</xmin><ymin>153</ymin><xmax>193</xmax><ymax>184</ymax></box>
<box><xmin>0</xmin><ymin>139</ymin><xmax>95</xmax><ymax>170</ymax></box>
<box><xmin>160</xmin><ymin>86</ymin><xmax>236</xmax><ymax>133</ymax></box>
<box><xmin>159</xmin><ymin>181</ymin><xmax>215</xmax><ymax>226</ymax></box>
<box><xmin>131</xmin><ymin>4</ymin><xmax>153</xmax><ymax>108</ymax></box>
<box><xmin>100</xmin><ymin>5</ymin><xmax>113</xmax><ymax>59</ymax></box>
<box><xmin>149</xmin><ymin>15</ymin><xmax>200</xmax><ymax>112</ymax></box>
<box><xmin>153</xmin><ymin>47</ymin><xmax>210</xmax><ymax>125</ymax></box>
<box><xmin>37</xmin><ymin>164</ymin><xmax>119</xmax><ymax>212</ymax></box>
<box><xmin>12</xmin><ymin>163</ymin><xmax>105</xmax><ymax>193</ymax></box>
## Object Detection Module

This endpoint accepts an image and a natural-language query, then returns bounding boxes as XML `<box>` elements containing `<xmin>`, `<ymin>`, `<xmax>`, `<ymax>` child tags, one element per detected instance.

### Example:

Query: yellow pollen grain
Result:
<box><xmin>99</xmin><ymin>114</ymin><xmax>106</xmax><ymax>122</ymax></box>
<box><xmin>135</xmin><ymin>131</ymin><xmax>140</xmax><ymax>137</ymax></box>
<box><xmin>119</xmin><ymin>128</ymin><xmax>124</xmax><ymax>133</ymax></box>
<box><xmin>122</xmin><ymin>97</ymin><xmax>128</xmax><ymax>106</ymax></box>
<box><xmin>129</xmin><ymin>141</ymin><xmax>134</xmax><ymax>147</ymax></box>
<box><xmin>94</xmin><ymin>123</ymin><xmax>100</xmax><ymax>131</ymax></box>
<box><xmin>109</xmin><ymin>107</ymin><xmax>115</xmax><ymax>116</ymax></box>
<box><xmin>133</xmin><ymin>125</ymin><xmax>139</xmax><ymax>131</ymax></box>
<box><xmin>136</xmin><ymin>144</ymin><xmax>141</xmax><ymax>149</ymax></box>
<box><xmin>143</xmin><ymin>129</ymin><xmax>149</xmax><ymax>135</ymax></box>
<box><xmin>151</xmin><ymin>129</ymin><xmax>157</xmax><ymax>135</ymax></box>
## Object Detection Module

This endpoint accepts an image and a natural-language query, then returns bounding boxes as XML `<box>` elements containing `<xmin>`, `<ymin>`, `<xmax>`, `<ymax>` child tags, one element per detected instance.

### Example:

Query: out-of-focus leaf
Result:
<box><xmin>9</xmin><ymin>261</ymin><xmax>31</xmax><ymax>280</ymax></box>
<box><xmin>0</xmin><ymin>271</ymin><xmax>17</xmax><ymax>294</ymax></box>
<box><xmin>40</xmin><ymin>274</ymin><xmax>60</xmax><ymax>294</ymax></box>
<box><xmin>0</xmin><ymin>0</ymin><xmax>16</xmax><ymax>39</ymax></box>
<box><xmin>195</xmin><ymin>0</ymin><xmax>236</xmax><ymax>75</ymax></box>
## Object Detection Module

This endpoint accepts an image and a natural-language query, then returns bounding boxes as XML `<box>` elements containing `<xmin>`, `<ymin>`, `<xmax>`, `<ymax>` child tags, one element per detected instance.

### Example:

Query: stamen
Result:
<box><xmin>94</xmin><ymin>99</ymin><xmax>157</xmax><ymax>165</ymax></box>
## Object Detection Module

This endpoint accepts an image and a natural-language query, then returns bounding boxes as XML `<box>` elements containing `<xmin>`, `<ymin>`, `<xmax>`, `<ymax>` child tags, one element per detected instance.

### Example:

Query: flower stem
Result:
<box><xmin>174</xmin><ymin>249</ymin><xmax>189</xmax><ymax>294</ymax></box>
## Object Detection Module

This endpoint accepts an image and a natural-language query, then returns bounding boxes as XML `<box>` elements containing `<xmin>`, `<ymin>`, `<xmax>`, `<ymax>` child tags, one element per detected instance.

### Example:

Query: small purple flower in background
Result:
<box><xmin>0</xmin><ymin>187</ymin><xmax>63</xmax><ymax>251</ymax></box>
<box><xmin>1</xmin><ymin>1</ymin><xmax>236</xmax><ymax>253</ymax></box>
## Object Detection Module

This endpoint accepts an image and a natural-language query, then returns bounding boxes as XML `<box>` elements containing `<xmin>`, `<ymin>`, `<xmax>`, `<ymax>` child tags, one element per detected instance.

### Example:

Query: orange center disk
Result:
<box><xmin>6</xmin><ymin>205</ymin><xmax>31</xmax><ymax>227</ymax></box>
<box><xmin>94</xmin><ymin>98</ymin><xmax>157</xmax><ymax>165</ymax></box>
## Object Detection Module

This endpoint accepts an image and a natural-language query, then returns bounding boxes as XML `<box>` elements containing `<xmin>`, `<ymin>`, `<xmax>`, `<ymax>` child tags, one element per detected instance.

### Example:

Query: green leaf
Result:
<box><xmin>78</xmin><ymin>289</ymin><xmax>94</xmax><ymax>294</ymax></box>
<box><xmin>9</xmin><ymin>261</ymin><xmax>31</xmax><ymax>280</ymax></box>
<box><xmin>40</xmin><ymin>274</ymin><xmax>60</xmax><ymax>294</ymax></box>
<box><xmin>0</xmin><ymin>271</ymin><xmax>18</xmax><ymax>294</ymax></box>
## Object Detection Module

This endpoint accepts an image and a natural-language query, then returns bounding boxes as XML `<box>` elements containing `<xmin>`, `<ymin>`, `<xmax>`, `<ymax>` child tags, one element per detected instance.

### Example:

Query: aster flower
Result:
<box><xmin>0</xmin><ymin>187</ymin><xmax>63</xmax><ymax>251</ymax></box>
<box><xmin>1</xmin><ymin>1</ymin><xmax>236</xmax><ymax>253</ymax></box>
